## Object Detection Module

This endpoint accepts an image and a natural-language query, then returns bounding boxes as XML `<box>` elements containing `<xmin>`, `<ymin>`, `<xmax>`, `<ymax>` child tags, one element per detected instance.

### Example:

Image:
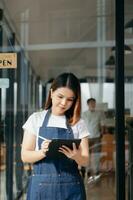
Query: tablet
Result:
<box><xmin>46</xmin><ymin>138</ymin><xmax>81</xmax><ymax>157</ymax></box>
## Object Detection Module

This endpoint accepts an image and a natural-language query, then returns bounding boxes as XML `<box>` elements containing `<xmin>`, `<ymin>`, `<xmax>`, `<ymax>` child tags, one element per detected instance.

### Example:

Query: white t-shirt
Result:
<box><xmin>82</xmin><ymin>110</ymin><xmax>105</xmax><ymax>138</ymax></box>
<box><xmin>22</xmin><ymin>110</ymin><xmax>89</xmax><ymax>149</ymax></box>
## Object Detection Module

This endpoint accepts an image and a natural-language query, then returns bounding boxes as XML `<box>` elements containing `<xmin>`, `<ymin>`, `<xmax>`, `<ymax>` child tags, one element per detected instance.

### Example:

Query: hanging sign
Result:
<box><xmin>0</xmin><ymin>53</ymin><xmax>17</xmax><ymax>68</ymax></box>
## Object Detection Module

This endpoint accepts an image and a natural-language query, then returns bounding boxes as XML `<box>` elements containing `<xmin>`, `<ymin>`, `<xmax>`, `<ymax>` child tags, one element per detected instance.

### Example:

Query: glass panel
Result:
<box><xmin>0</xmin><ymin>0</ymin><xmax>132</xmax><ymax>199</ymax></box>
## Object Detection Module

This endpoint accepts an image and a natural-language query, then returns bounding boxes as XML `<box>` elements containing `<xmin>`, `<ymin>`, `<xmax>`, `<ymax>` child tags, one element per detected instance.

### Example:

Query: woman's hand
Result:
<box><xmin>58</xmin><ymin>143</ymin><xmax>79</xmax><ymax>160</ymax></box>
<box><xmin>41</xmin><ymin>139</ymin><xmax>51</xmax><ymax>156</ymax></box>
<box><xmin>21</xmin><ymin>132</ymin><xmax>52</xmax><ymax>163</ymax></box>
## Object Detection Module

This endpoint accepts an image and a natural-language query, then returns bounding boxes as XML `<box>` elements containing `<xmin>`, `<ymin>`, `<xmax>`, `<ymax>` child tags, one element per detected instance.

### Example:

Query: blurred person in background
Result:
<box><xmin>82</xmin><ymin>98</ymin><xmax>105</xmax><ymax>182</ymax></box>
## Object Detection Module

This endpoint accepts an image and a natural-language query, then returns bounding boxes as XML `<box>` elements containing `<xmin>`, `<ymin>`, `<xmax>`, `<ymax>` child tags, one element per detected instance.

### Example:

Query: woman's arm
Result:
<box><xmin>21</xmin><ymin>131</ymin><xmax>46</xmax><ymax>163</ymax></box>
<box><xmin>59</xmin><ymin>137</ymin><xmax>89</xmax><ymax>166</ymax></box>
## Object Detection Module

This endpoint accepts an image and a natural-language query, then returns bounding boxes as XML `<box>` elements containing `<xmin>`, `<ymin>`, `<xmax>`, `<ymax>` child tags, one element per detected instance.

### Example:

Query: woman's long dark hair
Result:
<box><xmin>45</xmin><ymin>73</ymin><xmax>81</xmax><ymax>125</ymax></box>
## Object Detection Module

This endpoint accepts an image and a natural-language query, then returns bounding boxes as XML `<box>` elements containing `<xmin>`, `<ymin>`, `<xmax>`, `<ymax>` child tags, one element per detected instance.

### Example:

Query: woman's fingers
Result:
<box><xmin>72</xmin><ymin>142</ymin><xmax>77</xmax><ymax>150</ymax></box>
<box><xmin>41</xmin><ymin>139</ymin><xmax>51</xmax><ymax>146</ymax></box>
<box><xmin>59</xmin><ymin>143</ymin><xmax>78</xmax><ymax>158</ymax></box>
<box><xmin>41</xmin><ymin>140</ymin><xmax>51</xmax><ymax>152</ymax></box>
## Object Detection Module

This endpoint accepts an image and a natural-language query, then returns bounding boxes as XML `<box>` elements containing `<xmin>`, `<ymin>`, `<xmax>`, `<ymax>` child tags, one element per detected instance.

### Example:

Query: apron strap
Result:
<box><xmin>42</xmin><ymin>109</ymin><xmax>51</xmax><ymax>127</ymax></box>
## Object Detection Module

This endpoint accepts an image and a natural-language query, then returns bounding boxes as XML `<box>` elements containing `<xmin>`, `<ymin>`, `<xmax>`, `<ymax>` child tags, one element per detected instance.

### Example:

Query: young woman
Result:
<box><xmin>21</xmin><ymin>73</ymin><xmax>89</xmax><ymax>200</ymax></box>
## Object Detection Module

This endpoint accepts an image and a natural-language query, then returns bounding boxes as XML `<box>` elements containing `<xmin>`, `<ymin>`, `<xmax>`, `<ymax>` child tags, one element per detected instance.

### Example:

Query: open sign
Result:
<box><xmin>0</xmin><ymin>53</ymin><xmax>17</xmax><ymax>68</ymax></box>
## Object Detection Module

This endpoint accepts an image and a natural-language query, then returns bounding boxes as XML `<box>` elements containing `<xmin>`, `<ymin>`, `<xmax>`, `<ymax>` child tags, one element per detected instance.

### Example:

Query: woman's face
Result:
<box><xmin>51</xmin><ymin>87</ymin><xmax>75</xmax><ymax>115</ymax></box>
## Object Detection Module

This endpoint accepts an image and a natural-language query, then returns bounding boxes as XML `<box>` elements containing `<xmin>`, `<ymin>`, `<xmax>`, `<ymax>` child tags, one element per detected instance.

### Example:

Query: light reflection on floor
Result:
<box><xmin>85</xmin><ymin>172</ymin><xmax>116</xmax><ymax>200</ymax></box>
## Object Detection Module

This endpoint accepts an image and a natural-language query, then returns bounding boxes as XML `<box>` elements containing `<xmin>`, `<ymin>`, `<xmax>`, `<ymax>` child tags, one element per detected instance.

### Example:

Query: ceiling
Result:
<box><xmin>0</xmin><ymin>0</ymin><xmax>133</xmax><ymax>82</ymax></box>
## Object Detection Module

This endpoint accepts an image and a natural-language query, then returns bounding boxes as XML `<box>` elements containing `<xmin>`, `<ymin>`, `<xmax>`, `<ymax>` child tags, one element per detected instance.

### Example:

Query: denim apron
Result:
<box><xmin>27</xmin><ymin>110</ymin><xmax>86</xmax><ymax>200</ymax></box>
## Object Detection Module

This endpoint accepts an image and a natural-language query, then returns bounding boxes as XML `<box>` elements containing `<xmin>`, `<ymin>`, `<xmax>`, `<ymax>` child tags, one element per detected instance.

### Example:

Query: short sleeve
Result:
<box><xmin>73</xmin><ymin>119</ymin><xmax>90</xmax><ymax>139</ymax></box>
<box><xmin>22</xmin><ymin>113</ymin><xmax>38</xmax><ymax>136</ymax></box>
